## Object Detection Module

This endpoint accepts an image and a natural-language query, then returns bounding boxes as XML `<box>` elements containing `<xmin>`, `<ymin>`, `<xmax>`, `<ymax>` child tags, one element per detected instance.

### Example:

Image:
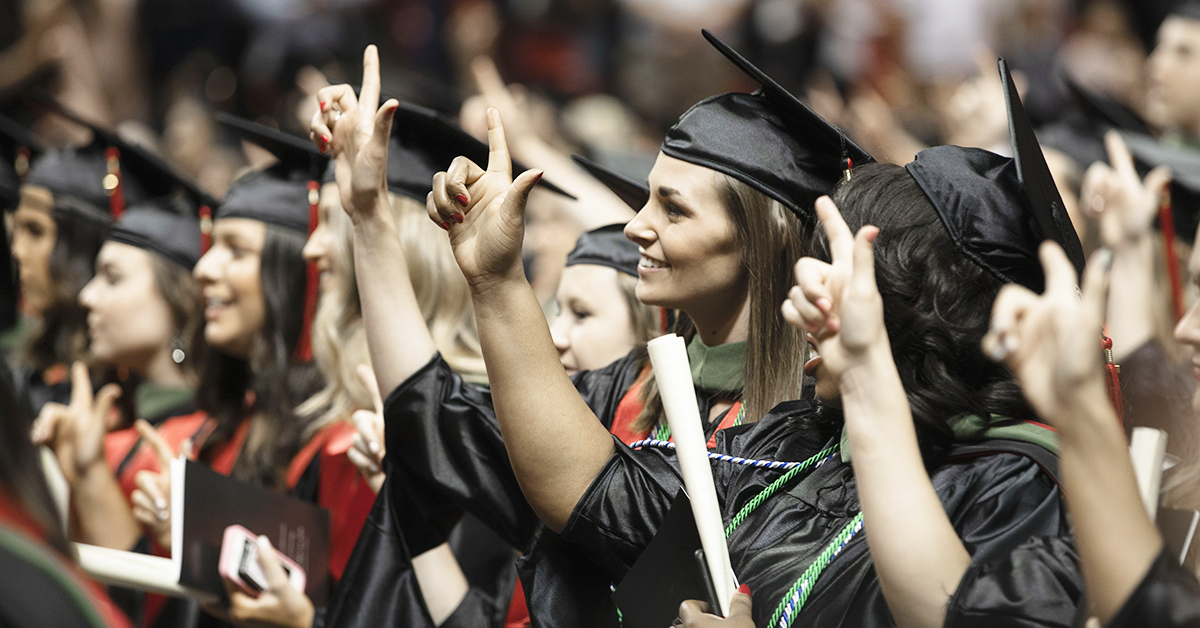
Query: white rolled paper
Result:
<box><xmin>646</xmin><ymin>333</ymin><xmax>738</xmax><ymax>616</ymax></box>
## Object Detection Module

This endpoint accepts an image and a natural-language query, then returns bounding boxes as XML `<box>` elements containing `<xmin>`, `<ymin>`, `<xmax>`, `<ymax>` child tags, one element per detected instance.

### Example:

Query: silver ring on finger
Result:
<box><xmin>332</xmin><ymin>108</ymin><xmax>343</xmax><ymax>122</ymax></box>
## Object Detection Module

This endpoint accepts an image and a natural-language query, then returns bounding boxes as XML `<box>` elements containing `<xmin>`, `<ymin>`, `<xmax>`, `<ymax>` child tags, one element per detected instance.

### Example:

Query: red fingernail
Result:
<box><xmin>452</xmin><ymin>213</ymin><xmax>464</xmax><ymax>224</ymax></box>
<box><xmin>319</xmin><ymin>101</ymin><xmax>326</xmax><ymax>112</ymax></box>
<box><xmin>456</xmin><ymin>194</ymin><xmax>469</xmax><ymax>207</ymax></box>
<box><xmin>738</xmin><ymin>584</ymin><xmax>751</xmax><ymax>596</ymax></box>
<box><xmin>533</xmin><ymin>171</ymin><xmax>544</xmax><ymax>184</ymax></box>
<box><xmin>322</xmin><ymin>134</ymin><xmax>330</xmax><ymax>144</ymax></box>
<box><xmin>439</xmin><ymin>221</ymin><xmax>451</xmax><ymax>231</ymax></box>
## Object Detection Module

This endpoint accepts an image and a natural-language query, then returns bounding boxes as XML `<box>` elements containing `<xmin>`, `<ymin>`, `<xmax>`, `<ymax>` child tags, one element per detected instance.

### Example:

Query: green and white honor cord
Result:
<box><xmin>631</xmin><ymin>437</ymin><xmax>864</xmax><ymax>628</ymax></box>
<box><xmin>651</xmin><ymin>402</ymin><xmax>747</xmax><ymax>442</ymax></box>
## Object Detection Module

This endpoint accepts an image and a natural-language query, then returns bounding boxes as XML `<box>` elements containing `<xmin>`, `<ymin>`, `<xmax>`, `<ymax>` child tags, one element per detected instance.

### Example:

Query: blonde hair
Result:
<box><xmin>298</xmin><ymin>192</ymin><xmax>486</xmax><ymax>435</ymax></box>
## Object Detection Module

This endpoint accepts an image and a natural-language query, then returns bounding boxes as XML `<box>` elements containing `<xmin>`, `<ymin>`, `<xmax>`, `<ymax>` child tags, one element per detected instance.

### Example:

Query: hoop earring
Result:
<box><xmin>171</xmin><ymin>337</ymin><xmax>186</xmax><ymax>364</ymax></box>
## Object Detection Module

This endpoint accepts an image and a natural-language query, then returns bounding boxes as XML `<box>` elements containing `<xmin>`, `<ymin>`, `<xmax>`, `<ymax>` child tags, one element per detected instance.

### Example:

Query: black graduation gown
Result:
<box><xmin>1107</xmin><ymin>548</ymin><xmax>1200</xmax><ymax>628</ymax></box>
<box><xmin>372</xmin><ymin>350</ymin><xmax>737</xmax><ymax>628</ymax></box>
<box><xmin>562</xmin><ymin>400</ymin><xmax>1085</xmax><ymax>627</ymax></box>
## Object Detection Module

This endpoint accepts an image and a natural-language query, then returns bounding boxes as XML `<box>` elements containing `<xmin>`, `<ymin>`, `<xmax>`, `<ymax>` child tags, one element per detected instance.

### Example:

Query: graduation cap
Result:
<box><xmin>571</xmin><ymin>154</ymin><xmax>650</xmax><ymax>211</ymax></box>
<box><xmin>905</xmin><ymin>59</ymin><xmax>1085</xmax><ymax>292</ymax></box>
<box><xmin>1120</xmin><ymin>130</ymin><xmax>1200</xmax><ymax>244</ymax></box>
<box><xmin>26</xmin><ymin>96</ymin><xmax>198</xmax><ymax>221</ymax></box>
<box><xmin>658</xmin><ymin>30</ymin><xmax>873</xmax><ymax>221</ymax></box>
<box><xmin>389</xmin><ymin>100</ymin><xmax>573</xmax><ymax>199</ymax></box>
<box><xmin>0</xmin><ymin>112</ymin><xmax>41</xmax><ymax>210</ymax></box>
<box><xmin>565</xmin><ymin>224</ymin><xmax>640</xmax><ymax>277</ymax></box>
<box><xmin>1062</xmin><ymin>75</ymin><xmax>1151</xmax><ymax>136</ymax></box>
<box><xmin>108</xmin><ymin>203</ymin><xmax>203</xmax><ymax>271</ymax></box>
<box><xmin>216</xmin><ymin>113</ymin><xmax>326</xmax><ymax>235</ymax></box>
<box><xmin>216</xmin><ymin>113</ymin><xmax>327</xmax><ymax>362</ymax></box>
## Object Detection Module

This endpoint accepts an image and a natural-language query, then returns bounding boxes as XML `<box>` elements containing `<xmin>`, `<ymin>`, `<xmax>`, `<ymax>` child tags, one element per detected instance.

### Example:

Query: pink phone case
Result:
<box><xmin>218</xmin><ymin>525</ymin><xmax>306</xmax><ymax>596</ymax></box>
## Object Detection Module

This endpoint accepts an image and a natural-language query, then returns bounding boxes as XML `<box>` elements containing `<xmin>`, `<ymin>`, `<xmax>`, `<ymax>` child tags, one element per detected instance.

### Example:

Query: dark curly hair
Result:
<box><xmin>815</xmin><ymin>162</ymin><xmax>1036</xmax><ymax>462</ymax></box>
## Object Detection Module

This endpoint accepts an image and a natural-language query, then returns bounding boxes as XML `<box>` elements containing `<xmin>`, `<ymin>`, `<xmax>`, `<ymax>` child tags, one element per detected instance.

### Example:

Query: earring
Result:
<box><xmin>171</xmin><ymin>337</ymin><xmax>186</xmax><ymax>364</ymax></box>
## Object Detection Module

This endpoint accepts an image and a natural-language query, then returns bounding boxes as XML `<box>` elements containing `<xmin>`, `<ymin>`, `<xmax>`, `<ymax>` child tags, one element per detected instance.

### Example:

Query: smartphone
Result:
<box><xmin>218</xmin><ymin>525</ymin><xmax>306</xmax><ymax>596</ymax></box>
<box><xmin>694</xmin><ymin>548</ymin><xmax>724</xmax><ymax>618</ymax></box>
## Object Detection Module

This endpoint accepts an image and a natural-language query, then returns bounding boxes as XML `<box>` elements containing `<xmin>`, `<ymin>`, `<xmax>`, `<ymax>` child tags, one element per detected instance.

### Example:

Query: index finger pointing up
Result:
<box><xmin>69</xmin><ymin>361</ymin><xmax>92</xmax><ymax>411</ymax></box>
<box><xmin>485</xmin><ymin>108</ymin><xmax>512</xmax><ymax>179</ymax></box>
<box><xmin>814</xmin><ymin>196</ymin><xmax>855</xmax><ymax>263</ymax></box>
<box><xmin>359</xmin><ymin>45</ymin><xmax>382</xmax><ymax>128</ymax></box>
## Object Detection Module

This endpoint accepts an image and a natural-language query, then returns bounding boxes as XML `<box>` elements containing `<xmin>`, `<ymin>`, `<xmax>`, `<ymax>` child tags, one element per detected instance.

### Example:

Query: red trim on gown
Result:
<box><xmin>103</xmin><ymin>411</ymin><xmax>211</xmax><ymax>501</ymax></box>
<box><xmin>285</xmin><ymin>421</ymin><xmax>374</xmax><ymax>584</ymax></box>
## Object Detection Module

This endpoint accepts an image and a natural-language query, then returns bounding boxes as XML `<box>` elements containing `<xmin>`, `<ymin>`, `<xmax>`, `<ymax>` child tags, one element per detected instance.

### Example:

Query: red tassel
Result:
<box><xmin>293</xmin><ymin>181</ymin><xmax>320</xmax><ymax>363</ymax></box>
<box><xmin>199</xmin><ymin>205</ymin><xmax>213</xmax><ymax>255</ymax></box>
<box><xmin>104</xmin><ymin>147</ymin><xmax>124</xmax><ymax>220</ymax></box>
<box><xmin>1102</xmin><ymin>335</ymin><xmax>1124</xmax><ymax>426</ymax></box>
<box><xmin>1159</xmin><ymin>181</ymin><xmax>1184</xmax><ymax>321</ymax></box>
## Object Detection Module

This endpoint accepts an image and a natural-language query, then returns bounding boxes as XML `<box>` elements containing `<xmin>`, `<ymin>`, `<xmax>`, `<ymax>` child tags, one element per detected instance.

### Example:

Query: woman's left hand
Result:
<box><xmin>677</xmin><ymin>589</ymin><xmax>755</xmax><ymax>627</ymax></box>
<box><xmin>223</xmin><ymin>536</ymin><xmax>314</xmax><ymax>628</ymax></box>
<box><xmin>782</xmin><ymin>196</ymin><xmax>887</xmax><ymax>390</ymax></box>
<box><xmin>130</xmin><ymin>420</ymin><xmax>181</xmax><ymax>549</ymax></box>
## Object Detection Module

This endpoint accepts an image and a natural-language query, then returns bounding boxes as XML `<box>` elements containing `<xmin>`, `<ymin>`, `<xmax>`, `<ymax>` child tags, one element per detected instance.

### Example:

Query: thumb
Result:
<box><xmin>255</xmin><ymin>536</ymin><xmax>291</xmax><ymax>591</ymax></box>
<box><xmin>503</xmin><ymin>169</ymin><xmax>544</xmax><ymax>221</ymax></box>
<box><xmin>93</xmin><ymin>384</ymin><xmax>122</xmax><ymax>422</ymax></box>
<box><xmin>136</xmin><ymin>419</ymin><xmax>175</xmax><ymax>470</ymax></box>
<box><xmin>1145</xmin><ymin>166</ymin><xmax>1172</xmax><ymax>204</ymax></box>
<box><xmin>727</xmin><ymin>586</ymin><xmax>753</xmax><ymax>618</ymax></box>
<box><xmin>373</xmin><ymin>99</ymin><xmax>398</xmax><ymax>150</ymax></box>
<box><xmin>850</xmin><ymin>226</ymin><xmax>880</xmax><ymax>296</ymax></box>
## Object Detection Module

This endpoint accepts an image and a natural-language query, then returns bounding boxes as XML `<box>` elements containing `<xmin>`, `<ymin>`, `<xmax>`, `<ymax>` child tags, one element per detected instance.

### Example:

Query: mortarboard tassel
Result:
<box><xmin>1159</xmin><ymin>180</ymin><xmax>1185</xmax><ymax>321</ymax></box>
<box><xmin>293</xmin><ymin>180</ymin><xmax>320</xmax><ymax>363</ymax></box>
<box><xmin>199</xmin><ymin>205</ymin><xmax>213</xmax><ymax>255</ymax></box>
<box><xmin>104</xmin><ymin>146</ymin><xmax>124</xmax><ymax>220</ymax></box>
<box><xmin>1102</xmin><ymin>334</ymin><xmax>1124</xmax><ymax>425</ymax></box>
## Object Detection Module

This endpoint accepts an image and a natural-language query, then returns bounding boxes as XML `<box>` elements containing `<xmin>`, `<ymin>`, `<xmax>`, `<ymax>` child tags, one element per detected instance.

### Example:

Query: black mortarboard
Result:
<box><xmin>1121</xmin><ymin>130</ymin><xmax>1200</xmax><ymax>243</ymax></box>
<box><xmin>1062</xmin><ymin>75</ymin><xmax>1151</xmax><ymax>136</ymax></box>
<box><xmin>216</xmin><ymin>113</ymin><xmax>327</xmax><ymax>235</ymax></box>
<box><xmin>0</xmin><ymin>112</ymin><xmax>41</xmax><ymax>210</ymax></box>
<box><xmin>565</xmin><ymin>224</ymin><xmax>640</xmax><ymax>277</ymax></box>
<box><xmin>108</xmin><ymin>202</ymin><xmax>203</xmax><ymax>270</ymax></box>
<box><xmin>659</xmin><ymin>31</ymin><xmax>873</xmax><ymax>221</ymax></box>
<box><xmin>905</xmin><ymin>59</ymin><xmax>1085</xmax><ymax>292</ymax></box>
<box><xmin>571</xmin><ymin>154</ymin><xmax>650</xmax><ymax>211</ymax></box>
<box><xmin>385</xmin><ymin>131</ymin><xmax>439</xmax><ymax>202</ymax></box>
<box><xmin>389</xmin><ymin>100</ymin><xmax>574</xmax><ymax>199</ymax></box>
<box><xmin>27</xmin><ymin>97</ymin><xmax>200</xmax><ymax>220</ymax></box>
<box><xmin>216</xmin><ymin>113</ymin><xmax>325</xmax><ymax>362</ymax></box>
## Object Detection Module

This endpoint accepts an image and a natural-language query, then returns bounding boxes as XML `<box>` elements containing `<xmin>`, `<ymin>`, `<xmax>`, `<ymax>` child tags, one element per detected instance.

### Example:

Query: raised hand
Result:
<box><xmin>1081</xmin><ymin>131</ymin><xmax>1171</xmax><ymax>247</ymax></box>
<box><xmin>130</xmin><ymin>420</ymin><xmax>179</xmax><ymax>549</ymax></box>
<box><xmin>428</xmin><ymin>107</ymin><xmax>543</xmax><ymax>287</ymax></box>
<box><xmin>781</xmin><ymin>196</ymin><xmax>886</xmax><ymax>388</ymax></box>
<box><xmin>224</xmin><ymin>536</ymin><xmax>314</xmax><ymax>628</ymax></box>
<box><xmin>982</xmin><ymin>244</ymin><xmax>1113</xmax><ymax>424</ymax></box>
<box><xmin>347</xmin><ymin>364</ymin><xmax>386</xmax><ymax>494</ymax></box>
<box><xmin>31</xmin><ymin>361</ymin><xmax>121</xmax><ymax>484</ymax></box>
<box><xmin>310</xmin><ymin>45</ymin><xmax>398</xmax><ymax>224</ymax></box>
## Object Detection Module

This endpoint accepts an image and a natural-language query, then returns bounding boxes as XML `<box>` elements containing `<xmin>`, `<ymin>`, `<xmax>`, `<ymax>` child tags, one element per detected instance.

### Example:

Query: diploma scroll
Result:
<box><xmin>646</xmin><ymin>333</ymin><xmax>738</xmax><ymax>616</ymax></box>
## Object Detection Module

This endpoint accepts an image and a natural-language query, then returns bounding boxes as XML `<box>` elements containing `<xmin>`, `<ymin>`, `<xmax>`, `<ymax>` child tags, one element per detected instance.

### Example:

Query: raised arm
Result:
<box><xmin>783</xmin><ymin>197</ymin><xmax>970</xmax><ymax>628</ymax></box>
<box><xmin>427</xmin><ymin>108</ymin><xmax>614</xmax><ymax>531</ymax></box>
<box><xmin>310</xmin><ymin>46</ymin><xmax>437</xmax><ymax>396</ymax></box>
<box><xmin>984</xmin><ymin>243</ymin><xmax>1163</xmax><ymax>625</ymax></box>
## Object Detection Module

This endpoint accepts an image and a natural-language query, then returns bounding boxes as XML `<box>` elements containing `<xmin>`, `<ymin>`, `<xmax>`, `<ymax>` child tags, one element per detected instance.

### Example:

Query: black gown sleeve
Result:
<box><xmin>321</xmin><ymin>472</ymin><xmax>501</xmax><ymax>628</ymax></box>
<box><xmin>1105</xmin><ymin>548</ymin><xmax>1200</xmax><ymax>628</ymax></box>
<box><xmin>1119</xmin><ymin>340</ymin><xmax>1197</xmax><ymax>460</ymax></box>
<box><xmin>381</xmin><ymin>351</ymin><xmax>643</xmax><ymax>554</ymax></box>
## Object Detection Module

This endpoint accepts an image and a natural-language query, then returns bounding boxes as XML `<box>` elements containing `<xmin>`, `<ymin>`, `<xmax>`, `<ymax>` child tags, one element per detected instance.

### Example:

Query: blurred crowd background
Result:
<box><xmin>0</xmin><ymin>0</ymin><xmax>1180</xmax><ymax>267</ymax></box>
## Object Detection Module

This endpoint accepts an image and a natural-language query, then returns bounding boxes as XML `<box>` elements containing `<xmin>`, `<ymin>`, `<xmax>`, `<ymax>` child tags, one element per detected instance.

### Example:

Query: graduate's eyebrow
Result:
<box><xmin>656</xmin><ymin>185</ymin><xmax>681</xmax><ymax>199</ymax></box>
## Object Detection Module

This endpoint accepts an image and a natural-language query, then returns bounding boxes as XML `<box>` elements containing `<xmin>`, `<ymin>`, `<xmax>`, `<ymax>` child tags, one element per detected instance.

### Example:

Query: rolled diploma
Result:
<box><xmin>647</xmin><ymin>333</ymin><xmax>738</xmax><ymax>616</ymax></box>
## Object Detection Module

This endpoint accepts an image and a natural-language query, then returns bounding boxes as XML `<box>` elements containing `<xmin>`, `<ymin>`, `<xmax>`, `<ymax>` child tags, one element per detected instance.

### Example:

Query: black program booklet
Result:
<box><xmin>172</xmin><ymin>459</ymin><xmax>331</xmax><ymax>605</ymax></box>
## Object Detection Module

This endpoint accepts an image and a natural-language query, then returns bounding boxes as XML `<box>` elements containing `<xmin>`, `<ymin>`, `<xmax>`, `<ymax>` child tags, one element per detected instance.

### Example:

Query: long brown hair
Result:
<box><xmin>635</xmin><ymin>173</ymin><xmax>811</xmax><ymax>431</ymax></box>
